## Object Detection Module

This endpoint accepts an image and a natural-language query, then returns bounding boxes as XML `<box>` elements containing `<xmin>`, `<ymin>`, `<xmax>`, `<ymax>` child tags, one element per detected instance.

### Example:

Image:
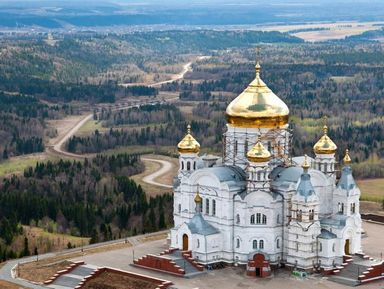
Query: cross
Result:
<box><xmin>322</xmin><ymin>115</ymin><xmax>328</xmax><ymax>127</ymax></box>
<box><xmin>256</xmin><ymin>47</ymin><xmax>261</xmax><ymax>63</ymax></box>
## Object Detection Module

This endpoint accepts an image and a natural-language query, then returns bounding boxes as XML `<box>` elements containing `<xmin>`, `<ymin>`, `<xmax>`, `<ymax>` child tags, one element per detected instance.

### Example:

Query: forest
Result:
<box><xmin>0</xmin><ymin>29</ymin><xmax>383</xmax><ymax>261</ymax></box>
<box><xmin>0</xmin><ymin>153</ymin><xmax>173</xmax><ymax>261</ymax></box>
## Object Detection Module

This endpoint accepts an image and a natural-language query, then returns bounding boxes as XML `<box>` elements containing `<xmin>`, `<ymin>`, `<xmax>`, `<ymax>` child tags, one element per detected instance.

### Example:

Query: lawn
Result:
<box><xmin>357</xmin><ymin>178</ymin><xmax>384</xmax><ymax>203</ymax></box>
<box><xmin>14</xmin><ymin>226</ymin><xmax>90</xmax><ymax>255</ymax></box>
<box><xmin>0</xmin><ymin>154</ymin><xmax>56</xmax><ymax>177</ymax></box>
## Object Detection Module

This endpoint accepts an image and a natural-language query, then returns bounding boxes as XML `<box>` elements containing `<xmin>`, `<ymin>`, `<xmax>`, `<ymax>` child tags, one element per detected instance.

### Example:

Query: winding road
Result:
<box><xmin>49</xmin><ymin>56</ymin><xmax>206</xmax><ymax>158</ymax></box>
<box><xmin>141</xmin><ymin>158</ymin><xmax>173</xmax><ymax>189</ymax></box>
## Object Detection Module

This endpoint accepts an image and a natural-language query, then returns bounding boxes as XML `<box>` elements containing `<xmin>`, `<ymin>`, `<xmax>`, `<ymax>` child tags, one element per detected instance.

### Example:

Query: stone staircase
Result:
<box><xmin>133</xmin><ymin>249</ymin><xmax>205</xmax><ymax>278</ymax></box>
<box><xmin>328</xmin><ymin>255</ymin><xmax>384</xmax><ymax>286</ymax></box>
<box><xmin>168</xmin><ymin>250</ymin><xmax>205</xmax><ymax>278</ymax></box>
<box><xmin>47</xmin><ymin>264</ymin><xmax>98</xmax><ymax>289</ymax></box>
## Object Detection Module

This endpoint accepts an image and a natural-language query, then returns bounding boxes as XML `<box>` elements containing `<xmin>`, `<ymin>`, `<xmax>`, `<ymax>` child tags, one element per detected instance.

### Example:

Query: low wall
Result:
<box><xmin>134</xmin><ymin>254</ymin><xmax>185</xmax><ymax>275</ymax></box>
<box><xmin>75</xmin><ymin>267</ymin><xmax>173</xmax><ymax>289</ymax></box>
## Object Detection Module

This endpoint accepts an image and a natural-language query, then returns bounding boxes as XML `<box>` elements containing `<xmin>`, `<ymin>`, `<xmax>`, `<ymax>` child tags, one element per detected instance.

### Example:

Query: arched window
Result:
<box><xmin>351</xmin><ymin>203</ymin><xmax>356</xmax><ymax>214</ymax></box>
<box><xmin>309</xmin><ymin>209</ymin><xmax>314</xmax><ymax>221</ymax></box>
<box><xmin>341</xmin><ymin>203</ymin><xmax>344</xmax><ymax>214</ymax></box>
<box><xmin>197</xmin><ymin>239</ymin><xmax>200</xmax><ymax>248</ymax></box>
<box><xmin>338</xmin><ymin>202</ymin><xmax>342</xmax><ymax>213</ymax></box>
<box><xmin>212</xmin><ymin>200</ymin><xmax>216</xmax><ymax>216</ymax></box>
<box><xmin>253</xmin><ymin>240</ymin><xmax>257</xmax><ymax>249</ymax></box>
<box><xmin>319</xmin><ymin>242</ymin><xmax>322</xmax><ymax>252</ymax></box>
<box><xmin>206</xmin><ymin>199</ymin><xmax>210</xmax><ymax>215</ymax></box>
<box><xmin>296</xmin><ymin>242</ymin><xmax>298</xmax><ymax>251</ymax></box>
<box><xmin>332</xmin><ymin>243</ymin><xmax>335</xmax><ymax>252</ymax></box>
<box><xmin>181</xmin><ymin>162</ymin><xmax>184</xmax><ymax>170</ymax></box>
<box><xmin>187</xmin><ymin>161</ymin><xmax>191</xmax><ymax>171</ymax></box>
<box><xmin>257</xmin><ymin>171</ymin><xmax>261</xmax><ymax>181</ymax></box>
<box><xmin>193</xmin><ymin>162</ymin><xmax>196</xmax><ymax>170</ymax></box>
<box><xmin>250</xmin><ymin>214</ymin><xmax>255</xmax><ymax>224</ymax></box>
<box><xmin>277</xmin><ymin>214</ymin><xmax>281</xmax><ymax>224</ymax></box>
<box><xmin>236</xmin><ymin>214</ymin><xmax>240</xmax><ymax>224</ymax></box>
<box><xmin>259</xmin><ymin>240</ymin><xmax>264</xmax><ymax>249</ymax></box>
<box><xmin>178</xmin><ymin>204</ymin><xmax>181</xmax><ymax>213</ymax></box>
<box><xmin>234</xmin><ymin>140</ymin><xmax>238</xmax><ymax>158</ymax></box>
<box><xmin>276</xmin><ymin>239</ymin><xmax>280</xmax><ymax>249</ymax></box>
<box><xmin>236</xmin><ymin>238</ymin><xmax>240</xmax><ymax>248</ymax></box>
<box><xmin>297</xmin><ymin>210</ymin><xmax>302</xmax><ymax>222</ymax></box>
<box><xmin>262</xmin><ymin>214</ymin><xmax>267</xmax><ymax>224</ymax></box>
<box><xmin>256</xmin><ymin>213</ymin><xmax>261</xmax><ymax>224</ymax></box>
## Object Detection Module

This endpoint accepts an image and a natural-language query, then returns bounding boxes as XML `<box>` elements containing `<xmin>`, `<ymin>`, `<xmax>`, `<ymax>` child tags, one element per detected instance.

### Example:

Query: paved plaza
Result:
<box><xmin>69</xmin><ymin>221</ymin><xmax>384</xmax><ymax>289</ymax></box>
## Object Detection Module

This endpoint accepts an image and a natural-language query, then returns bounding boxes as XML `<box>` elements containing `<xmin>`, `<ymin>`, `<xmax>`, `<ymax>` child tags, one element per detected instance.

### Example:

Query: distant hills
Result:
<box><xmin>1</xmin><ymin>0</ymin><xmax>384</xmax><ymax>30</ymax></box>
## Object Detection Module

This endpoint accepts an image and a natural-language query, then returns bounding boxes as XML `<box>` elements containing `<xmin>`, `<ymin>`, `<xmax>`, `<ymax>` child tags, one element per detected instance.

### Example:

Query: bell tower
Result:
<box><xmin>177</xmin><ymin>124</ymin><xmax>200</xmax><ymax>178</ymax></box>
<box><xmin>313</xmin><ymin>119</ymin><xmax>337</xmax><ymax>182</ymax></box>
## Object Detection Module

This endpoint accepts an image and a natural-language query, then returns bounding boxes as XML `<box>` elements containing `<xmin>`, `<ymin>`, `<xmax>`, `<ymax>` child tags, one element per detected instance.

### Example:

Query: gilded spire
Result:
<box><xmin>177</xmin><ymin>124</ymin><xmax>200</xmax><ymax>154</ymax></box>
<box><xmin>343</xmin><ymin>149</ymin><xmax>352</xmax><ymax>165</ymax></box>
<box><xmin>313</xmin><ymin>117</ymin><xmax>337</xmax><ymax>154</ymax></box>
<box><xmin>247</xmin><ymin>139</ymin><xmax>271</xmax><ymax>163</ymax></box>
<box><xmin>302</xmin><ymin>154</ymin><xmax>310</xmax><ymax>171</ymax></box>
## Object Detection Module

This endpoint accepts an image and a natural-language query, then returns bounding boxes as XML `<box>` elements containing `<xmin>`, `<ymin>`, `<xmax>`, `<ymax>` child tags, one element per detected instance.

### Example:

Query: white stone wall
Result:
<box><xmin>286</xmin><ymin>221</ymin><xmax>321</xmax><ymax>269</ymax></box>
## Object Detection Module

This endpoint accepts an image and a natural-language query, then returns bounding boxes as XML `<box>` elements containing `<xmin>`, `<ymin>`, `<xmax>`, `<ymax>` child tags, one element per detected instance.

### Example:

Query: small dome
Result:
<box><xmin>302</xmin><ymin>154</ymin><xmax>311</xmax><ymax>170</ymax></box>
<box><xmin>313</xmin><ymin>125</ymin><xmax>337</xmax><ymax>154</ymax></box>
<box><xmin>247</xmin><ymin>141</ymin><xmax>271</xmax><ymax>163</ymax></box>
<box><xmin>226</xmin><ymin>62</ymin><xmax>289</xmax><ymax>128</ymax></box>
<box><xmin>343</xmin><ymin>149</ymin><xmax>352</xmax><ymax>165</ymax></box>
<box><xmin>177</xmin><ymin>124</ymin><xmax>200</xmax><ymax>153</ymax></box>
<box><xmin>194</xmin><ymin>191</ymin><xmax>202</xmax><ymax>204</ymax></box>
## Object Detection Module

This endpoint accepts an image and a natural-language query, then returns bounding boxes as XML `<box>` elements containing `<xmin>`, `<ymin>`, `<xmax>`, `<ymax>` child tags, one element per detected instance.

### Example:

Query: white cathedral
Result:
<box><xmin>170</xmin><ymin>61</ymin><xmax>362</xmax><ymax>275</ymax></box>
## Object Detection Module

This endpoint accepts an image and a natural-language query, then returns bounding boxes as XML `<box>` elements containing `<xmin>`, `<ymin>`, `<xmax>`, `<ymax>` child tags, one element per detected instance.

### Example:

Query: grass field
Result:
<box><xmin>0</xmin><ymin>154</ymin><xmax>57</xmax><ymax>177</ymax></box>
<box><xmin>14</xmin><ymin>226</ymin><xmax>90</xmax><ymax>255</ymax></box>
<box><xmin>259</xmin><ymin>21</ymin><xmax>384</xmax><ymax>41</ymax></box>
<box><xmin>357</xmin><ymin>178</ymin><xmax>384</xmax><ymax>203</ymax></box>
<box><xmin>76</xmin><ymin>119</ymin><xmax>105</xmax><ymax>135</ymax></box>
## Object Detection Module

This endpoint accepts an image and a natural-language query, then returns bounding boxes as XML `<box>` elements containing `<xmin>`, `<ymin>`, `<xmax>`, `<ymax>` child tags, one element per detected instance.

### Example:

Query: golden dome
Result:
<box><xmin>194</xmin><ymin>190</ymin><xmax>202</xmax><ymax>204</ymax></box>
<box><xmin>247</xmin><ymin>141</ymin><xmax>271</xmax><ymax>163</ymax></box>
<box><xmin>313</xmin><ymin>125</ymin><xmax>337</xmax><ymax>154</ymax></box>
<box><xmin>343</xmin><ymin>149</ymin><xmax>352</xmax><ymax>165</ymax></box>
<box><xmin>226</xmin><ymin>62</ymin><xmax>289</xmax><ymax>128</ymax></box>
<box><xmin>177</xmin><ymin>124</ymin><xmax>200</xmax><ymax>153</ymax></box>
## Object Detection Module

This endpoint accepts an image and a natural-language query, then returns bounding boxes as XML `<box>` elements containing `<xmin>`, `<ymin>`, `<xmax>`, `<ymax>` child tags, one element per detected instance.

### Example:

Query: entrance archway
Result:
<box><xmin>182</xmin><ymin>234</ymin><xmax>189</xmax><ymax>251</ymax></box>
<box><xmin>253</xmin><ymin>253</ymin><xmax>265</xmax><ymax>277</ymax></box>
<box><xmin>344</xmin><ymin>239</ymin><xmax>350</xmax><ymax>255</ymax></box>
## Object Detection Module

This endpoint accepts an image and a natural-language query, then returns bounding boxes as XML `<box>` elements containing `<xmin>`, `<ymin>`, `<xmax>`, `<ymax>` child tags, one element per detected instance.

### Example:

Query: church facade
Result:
<box><xmin>170</xmin><ymin>61</ymin><xmax>362</xmax><ymax>274</ymax></box>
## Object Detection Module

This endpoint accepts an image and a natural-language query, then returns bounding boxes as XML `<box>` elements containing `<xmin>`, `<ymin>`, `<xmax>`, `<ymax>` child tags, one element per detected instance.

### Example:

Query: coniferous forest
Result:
<box><xmin>0</xmin><ymin>154</ymin><xmax>172</xmax><ymax>261</ymax></box>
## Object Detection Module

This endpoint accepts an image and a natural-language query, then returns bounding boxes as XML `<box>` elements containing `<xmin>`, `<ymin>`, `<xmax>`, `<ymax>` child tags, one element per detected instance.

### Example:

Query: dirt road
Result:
<box><xmin>141</xmin><ymin>157</ymin><xmax>174</xmax><ymax>189</ymax></box>
<box><xmin>48</xmin><ymin>57</ymin><xmax>206</xmax><ymax>158</ymax></box>
<box><xmin>121</xmin><ymin>55</ymin><xmax>208</xmax><ymax>88</ymax></box>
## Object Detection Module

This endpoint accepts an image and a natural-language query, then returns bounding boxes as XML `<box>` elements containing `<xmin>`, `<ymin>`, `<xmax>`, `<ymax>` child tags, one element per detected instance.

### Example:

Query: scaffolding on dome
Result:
<box><xmin>222</xmin><ymin>127</ymin><xmax>293</xmax><ymax>167</ymax></box>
